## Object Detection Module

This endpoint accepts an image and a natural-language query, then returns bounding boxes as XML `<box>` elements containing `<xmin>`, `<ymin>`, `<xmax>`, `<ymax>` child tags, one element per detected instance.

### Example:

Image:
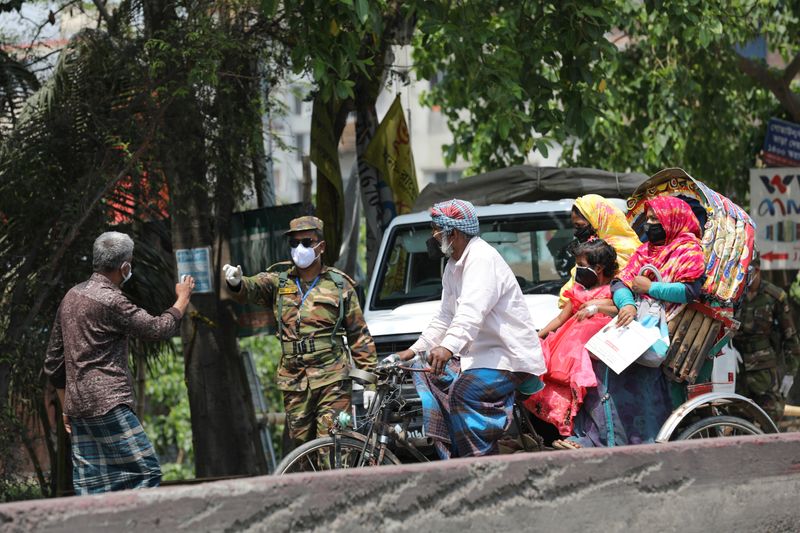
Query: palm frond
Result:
<box><xmin>0</xmin><ymin>49</ymin><xmax>39</xmax><ymax>140</ymax></box>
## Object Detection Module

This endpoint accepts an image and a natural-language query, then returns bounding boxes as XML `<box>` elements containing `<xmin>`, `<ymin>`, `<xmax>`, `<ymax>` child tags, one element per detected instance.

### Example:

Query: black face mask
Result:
<box><xmin>644</xmin><ymin>223</ymin><xmax>667</xmax><ymax>245</ymax></box>
<box><xmin>574</xmin><ymin>225</ymin><xmax>595</xmax><ymax>243</ymax></box>
<box><xmin>575</xmin><ymin>266</ymin><xmax>599</xmax><ymax>289</ymax></box>
<box><xmin>426</xmin><ymin>236</ymin><xmax>444</xmax><ymax>260</ymax></box>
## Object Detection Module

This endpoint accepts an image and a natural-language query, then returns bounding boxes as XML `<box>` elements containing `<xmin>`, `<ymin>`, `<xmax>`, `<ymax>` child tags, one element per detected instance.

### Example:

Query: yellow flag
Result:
<box><xmin>364</xmin><ymin>96</ymin><xmax>419</xmax><ymax>215</ymax></box>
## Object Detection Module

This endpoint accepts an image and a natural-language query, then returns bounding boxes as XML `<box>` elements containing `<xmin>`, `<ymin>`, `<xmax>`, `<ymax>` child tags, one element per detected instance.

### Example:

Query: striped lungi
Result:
<box><xmin>69</xmin><ymin>404</ymin><xmax>162</xmax><ymax>495</ymax></box>
<box><xmin>412</xmin><ymin>360</ymin><xmax>523</xmax><ymax>459</ymax></box>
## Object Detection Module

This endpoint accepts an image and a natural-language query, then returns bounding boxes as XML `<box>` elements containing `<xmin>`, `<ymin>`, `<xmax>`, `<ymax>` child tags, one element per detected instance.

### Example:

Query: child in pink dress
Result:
<box><xmin>524</xmin><ymin>239</ymin><xmax>619</xmax><ymax>436</ymax></box>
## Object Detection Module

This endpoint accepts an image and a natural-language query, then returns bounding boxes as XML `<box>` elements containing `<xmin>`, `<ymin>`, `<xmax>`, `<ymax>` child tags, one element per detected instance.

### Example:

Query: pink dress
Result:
<box><xmin>523</xmin><ymin>284</ymin><xmax>611</xmax><ymax>435</ymax></box>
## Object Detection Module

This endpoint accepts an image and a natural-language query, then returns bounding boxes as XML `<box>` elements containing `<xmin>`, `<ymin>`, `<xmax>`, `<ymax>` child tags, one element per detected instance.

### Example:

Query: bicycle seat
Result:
<box><xmin>349</xmin><ymin>367</ymin><xmax>378</xmax><ymax>385</ymax></box>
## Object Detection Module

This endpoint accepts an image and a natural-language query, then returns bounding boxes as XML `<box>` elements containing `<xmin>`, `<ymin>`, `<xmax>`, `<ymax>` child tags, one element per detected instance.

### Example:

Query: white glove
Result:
<box><xmin>223</xmin><ymin>264</ymin><xmax>243</xmax><ymax>287</ymax></box>
<box><xmin>363</xmin><ymin>390</ymin><xmax>376</xmax><ymax>410</ymax></box>
<box><xmin>377</xmin><ymin>353</ymin><xmax>400</xmax><ymax>369</ymax></box>
<box><xmin>781</xmin><ymin>375</ymin><xmax>794</xmax><ymax>397</ymax></box>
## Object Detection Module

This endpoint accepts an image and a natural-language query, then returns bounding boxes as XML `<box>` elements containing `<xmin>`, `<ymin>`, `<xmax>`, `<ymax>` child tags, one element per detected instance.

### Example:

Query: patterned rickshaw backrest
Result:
<box><xmin>626</xmin><ymin>168</ymin><xmax>756</xmax><ymax>308</ymax></box>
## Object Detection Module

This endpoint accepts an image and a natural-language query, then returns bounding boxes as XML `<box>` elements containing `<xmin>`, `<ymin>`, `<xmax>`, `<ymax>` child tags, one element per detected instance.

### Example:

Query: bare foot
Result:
<box><xmin>552</xmin><ymin>439</ymin><xmax>582</xmax><ymax>450</ymax></box>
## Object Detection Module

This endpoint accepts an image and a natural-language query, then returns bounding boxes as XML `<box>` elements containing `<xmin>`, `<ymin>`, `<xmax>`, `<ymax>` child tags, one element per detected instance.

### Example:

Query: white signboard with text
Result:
<box><xmin>175</xmin><ymin>247</ymin><xmax>214</xmax><ymax>293</ymax></box>
<box><xmin>749</xmin><ymin>167</ymin><xmax>800</xmax><ymax>270</ymax></box>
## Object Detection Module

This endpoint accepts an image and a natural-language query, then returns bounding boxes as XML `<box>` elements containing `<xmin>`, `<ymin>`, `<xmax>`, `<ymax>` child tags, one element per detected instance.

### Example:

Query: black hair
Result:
<box><xmin>574</xmin><ymin>239</ymin><xmax>617</xmax><ymax>277</ymax></box>
<box><xmin>571</xmin><ymin>205</ymin><xmax>588</xmax><ymax>221</ymax></box>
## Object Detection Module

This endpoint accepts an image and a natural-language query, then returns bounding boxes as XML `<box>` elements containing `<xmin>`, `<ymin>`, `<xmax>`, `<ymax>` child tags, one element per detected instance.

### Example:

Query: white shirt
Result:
<box><xmin>410</xmin><ymin>237</ymin><xmax>546</xmax><ymax>375</ymax></box>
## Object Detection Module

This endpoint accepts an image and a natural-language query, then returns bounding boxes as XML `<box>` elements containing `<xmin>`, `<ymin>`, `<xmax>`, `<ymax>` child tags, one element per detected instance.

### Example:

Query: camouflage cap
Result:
<box><xmin>285</xmin><ymin>215</ymin><xmax>324</xmax><ymax>235</ymax></box>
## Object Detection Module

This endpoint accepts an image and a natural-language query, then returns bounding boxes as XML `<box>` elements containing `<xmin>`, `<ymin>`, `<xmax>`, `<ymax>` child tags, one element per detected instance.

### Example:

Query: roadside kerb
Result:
<box><xmin>2</xmin><ymin>432</ymin><xmax>800</xmax><ymax>532</ymax></box>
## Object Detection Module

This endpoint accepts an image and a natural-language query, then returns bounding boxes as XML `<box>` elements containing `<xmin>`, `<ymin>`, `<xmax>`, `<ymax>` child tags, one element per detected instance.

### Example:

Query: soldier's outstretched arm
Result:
<box><xmin>227</xmin><ymin>270</ymin><xmax>278</xmax><ymax>307</ymax></box>
<box><xmin>344</xmin><ymin>287</ymin><xmax>377</xmax><ymax>372</ymax></box>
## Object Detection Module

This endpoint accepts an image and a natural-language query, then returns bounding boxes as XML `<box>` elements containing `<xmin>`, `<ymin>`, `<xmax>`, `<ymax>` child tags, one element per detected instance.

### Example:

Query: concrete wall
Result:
<box><xmin>3</xmin><ymin>433</ymin><xmax>800</xmax><ymax>532</ymax></box>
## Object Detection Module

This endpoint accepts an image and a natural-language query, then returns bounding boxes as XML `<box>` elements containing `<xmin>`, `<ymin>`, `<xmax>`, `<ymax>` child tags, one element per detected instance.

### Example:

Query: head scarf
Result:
<box><xmin>558</xmin><ymin>195</ymin><xmax>641</xmax><ymax>306</ymax></box>
<box><xmin>430</xmin><ymin>199</ymin><xmax>479</xmax><ymax>236</ymax></box>
<box><xmin>574</xmin><ymin>194</ymin><xmax>641</xmax><ymax>270</ymax></box>
<box><xmin>617</xmin><ymin>196</ymin><xmax>705</xmax><ymax>286</ymax></box>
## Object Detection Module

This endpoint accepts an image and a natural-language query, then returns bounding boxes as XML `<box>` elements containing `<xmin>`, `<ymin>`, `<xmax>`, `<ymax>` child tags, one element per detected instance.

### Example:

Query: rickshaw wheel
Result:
<box><xmin>676</xmin><ymin>415</ymin><xmax>763</xmax><ymax>440</ymax></box>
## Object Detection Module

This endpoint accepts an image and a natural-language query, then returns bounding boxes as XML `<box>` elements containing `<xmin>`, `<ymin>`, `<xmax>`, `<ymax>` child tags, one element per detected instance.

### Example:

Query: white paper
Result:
<box><xmin>586</xmin><ymin>316</ymin><xmax>661</xmax><ymax>375</ymax></box>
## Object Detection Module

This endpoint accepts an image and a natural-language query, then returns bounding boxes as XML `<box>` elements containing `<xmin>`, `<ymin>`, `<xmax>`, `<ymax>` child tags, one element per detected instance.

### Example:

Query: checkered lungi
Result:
<box><xmin>69</xmin><ymin>404</ymin><xmax>162</xmax><ymax>495</ymax></box>
<box><xmin>412</xmin><ymin>360</ymin><xmax>523</xmax><ymax>459</ymax></box>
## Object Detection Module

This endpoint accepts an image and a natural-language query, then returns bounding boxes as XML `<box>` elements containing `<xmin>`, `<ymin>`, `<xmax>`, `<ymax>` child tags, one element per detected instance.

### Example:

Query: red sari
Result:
<box><xmin>523</xmin><ymin>283</ymin><xmax>611</xmax><ymax>435</ymax></box>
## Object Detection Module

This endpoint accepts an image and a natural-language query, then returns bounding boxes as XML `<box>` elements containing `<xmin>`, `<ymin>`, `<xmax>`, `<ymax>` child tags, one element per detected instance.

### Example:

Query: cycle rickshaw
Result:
<box><xmin>273</xmin><ymin>168</ymin><xmax>777</xmax><ymax>474</ymax></box>
<box><xmin>627</xmin><ymin>168</ymin><xmax>777</xmax><ymax>441</ymax></box>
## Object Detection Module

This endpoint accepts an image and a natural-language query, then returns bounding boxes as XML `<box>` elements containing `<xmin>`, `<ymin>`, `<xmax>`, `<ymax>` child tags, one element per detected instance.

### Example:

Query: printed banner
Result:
<box><xmin>762</xmin><ymin>117</ymin><xmax>800</xmax><ymax>167</ymax></box>
<box><xmin>356</xmin><ymin>103</ymin><xmax>395</xmax><ymax>276</ymax></box>
<box><xmin>749</xmin><ymin>167</ymin><xmax>800</xmax><ymax>269</ymax></box>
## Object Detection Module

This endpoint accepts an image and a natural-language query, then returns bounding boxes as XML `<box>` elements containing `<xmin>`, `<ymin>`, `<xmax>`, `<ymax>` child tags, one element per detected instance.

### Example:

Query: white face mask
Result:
<box><xmin>291</xmin><ymin>243</ymin><xmax>320</xmax><ymax>269</ymax></box>
<box><xmin>121</xmin><ymin>261</ymin><xmax>133</xmax><ymax>285</ymax></box>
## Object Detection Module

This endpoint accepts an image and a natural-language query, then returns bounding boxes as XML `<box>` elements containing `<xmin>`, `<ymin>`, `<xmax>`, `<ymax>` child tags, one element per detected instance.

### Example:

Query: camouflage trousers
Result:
<box><xmin>736</xmin><ymin>367</ymin><xmax>784</xmax><ymax>422</ymax></box>
<box><xmin>283</xmin><ymin>380</ymin><xmax>352</xmax><ymax>447</ymax></box>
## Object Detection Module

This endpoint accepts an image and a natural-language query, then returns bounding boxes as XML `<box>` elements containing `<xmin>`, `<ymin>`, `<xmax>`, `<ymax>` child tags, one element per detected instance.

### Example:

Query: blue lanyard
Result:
<box><xmin>295</xmin><ymin>276</ymin><xmax>320</xmax><ymax>306</ymax></box>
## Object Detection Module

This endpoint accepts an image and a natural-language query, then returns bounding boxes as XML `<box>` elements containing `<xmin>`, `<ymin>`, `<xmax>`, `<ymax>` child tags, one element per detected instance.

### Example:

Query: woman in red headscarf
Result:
<box><xmin>614</xmin><ymin>195</ymin><xmax>706</xmax><ymax>325</ymax></box>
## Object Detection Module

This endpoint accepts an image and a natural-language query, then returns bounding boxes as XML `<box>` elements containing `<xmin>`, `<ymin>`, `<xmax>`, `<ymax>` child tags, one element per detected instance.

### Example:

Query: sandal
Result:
<box><xmin>497</xmin><ymin>437</ymin><xmax>523</xmax><ymax>454</ymax></box>
<box><xmin>552</xmin><ymin>439</ymin><xmax>582</xmax><ymax>450</ymax></box>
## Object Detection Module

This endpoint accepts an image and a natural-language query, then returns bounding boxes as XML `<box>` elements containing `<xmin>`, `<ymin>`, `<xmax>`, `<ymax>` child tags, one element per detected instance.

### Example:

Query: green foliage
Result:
<box><xmin>141</xmin><ymin>343</ymin><xmax>194</xmax><ymax>480</ymax></box>
<box><xmin>239</xmin><ymin>334</ymin><xmax>285</xmax><ymax>459</ymax></box>
<box><xmin>141</xmin><ymin>334</ymin><xmax>285</xmax><ymax>479</ymax></box>
<box><xmin>408</xmin><ymin>0</ymin><xmax>800</xmax><ymax>196</ymax></box>
<box><xmin>278</xmin><ymin>0</ymin><xmax>394</xmax><ymax>102</ymax></box>
<box><xmin>414</xmin><ymin>0</ymin><xmax>617</xmax><ymax>171</ymax></box>
<box><xmin>562</xmin><ymin>0</ymin><xmax>796</xmax><ymax>197</ymax></box>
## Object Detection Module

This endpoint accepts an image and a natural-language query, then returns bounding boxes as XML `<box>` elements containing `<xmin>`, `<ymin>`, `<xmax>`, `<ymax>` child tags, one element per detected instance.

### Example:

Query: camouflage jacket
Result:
<box><xmin>791</xmin><ymin>271</ymin><xmax>800</xmax><ymax>306</ymax></box>
<box><xmin>733</xmin><ymin>280</ymin><xmax>800</xmax><ymax>374</ymax></box>
<box><xmin>232</xmin><ymin>262</ymin><xmax>377</xmax><ymax>391</ymax></box>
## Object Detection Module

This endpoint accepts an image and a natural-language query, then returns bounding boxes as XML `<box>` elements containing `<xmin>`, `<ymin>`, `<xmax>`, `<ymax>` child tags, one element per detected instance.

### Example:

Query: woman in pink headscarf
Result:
<box><xmin>614</xmin><ymin>195</ymin><xmax>706</xmax><ymax>325</ymax></box>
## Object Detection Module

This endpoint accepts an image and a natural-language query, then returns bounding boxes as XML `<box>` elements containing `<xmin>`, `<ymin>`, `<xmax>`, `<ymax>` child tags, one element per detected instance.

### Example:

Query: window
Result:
<box><xmin>432</xmin><ymin>170</ymin><xmax>463</xmax><ymax>185</ymax></box>
<box><xmin>293</xmin><ymin>93</ymin><xmax>303</xmax><ymax>115</ymax></box>
<box><xmin>371</xmin><ymin>213</ymin><xmax>575</xmax><ymax>311</ymax></box>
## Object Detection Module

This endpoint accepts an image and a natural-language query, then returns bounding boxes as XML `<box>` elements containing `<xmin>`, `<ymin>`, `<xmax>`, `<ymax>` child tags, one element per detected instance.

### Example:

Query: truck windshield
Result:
<box><xmin>371</xmin><ymin>213</ymin><xmax>576</xmax><ymax>311</ymax></box>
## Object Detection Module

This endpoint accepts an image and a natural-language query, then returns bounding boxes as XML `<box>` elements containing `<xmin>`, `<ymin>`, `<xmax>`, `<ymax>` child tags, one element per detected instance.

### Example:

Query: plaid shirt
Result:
<box><xmin>44</xmin><ymin>273</ymin><xmax>182</xmax><ymax>418</ymax></box>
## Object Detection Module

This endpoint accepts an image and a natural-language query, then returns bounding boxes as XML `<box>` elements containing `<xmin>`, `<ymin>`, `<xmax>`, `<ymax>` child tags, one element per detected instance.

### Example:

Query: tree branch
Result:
<box><xmin>784</xmin><ymin>52</ymin><xmax>800</xmax><ymax>84</ymax></box>
<box><xmin>91</xmin><ymin>0</ymin><xmax>113</xmax><ymax>28</ymax></box>
<box><xmin>737</xmin><ymin>55</ymin><xmax>800</xmax><ymax>122</ymax></box>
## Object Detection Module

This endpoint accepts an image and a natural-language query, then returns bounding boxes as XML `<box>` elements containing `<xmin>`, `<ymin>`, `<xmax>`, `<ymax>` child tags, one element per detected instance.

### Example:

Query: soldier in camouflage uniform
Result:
<box><xmin>790</xmin><ymin>271</ymin><xmax>800</xmax><ymax>405</ymax></box>
<box><xmin>733</xmin><ymin>252</ymin><xmax>800</xmax><ymax>422</ymax></box>
<box><xmin>223</xmin><ymin>216</ymin><xmax>377</xmax><ymax>447</ymax></box>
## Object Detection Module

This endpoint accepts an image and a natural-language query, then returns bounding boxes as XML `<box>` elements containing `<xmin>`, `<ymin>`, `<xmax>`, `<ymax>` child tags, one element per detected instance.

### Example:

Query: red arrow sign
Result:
<box><xmin>761</xmin><ymin>251</ymin><xmax>789</xmax><ymax>261</ymax></box>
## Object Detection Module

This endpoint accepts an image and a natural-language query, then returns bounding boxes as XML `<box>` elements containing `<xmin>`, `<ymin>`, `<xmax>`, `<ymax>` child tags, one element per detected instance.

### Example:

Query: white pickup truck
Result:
<box><xmin>362</xmin><ymin>165</ymin><xmax>646</xmax><ymax>358</ymax></box>
<box><xmin>363</xmin><ymin>199</ymin><xmax>607</xmax><ymax>357</ymax></box>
